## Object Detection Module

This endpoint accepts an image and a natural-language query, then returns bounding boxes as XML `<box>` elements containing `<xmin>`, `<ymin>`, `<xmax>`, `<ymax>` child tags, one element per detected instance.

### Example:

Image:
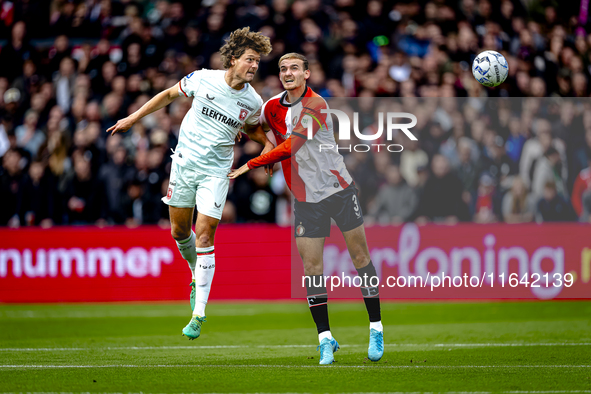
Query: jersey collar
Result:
<box><xmin>280</xmin><ymin>85</ymin><xmax>308</xmax><ymax>108</ymax></box>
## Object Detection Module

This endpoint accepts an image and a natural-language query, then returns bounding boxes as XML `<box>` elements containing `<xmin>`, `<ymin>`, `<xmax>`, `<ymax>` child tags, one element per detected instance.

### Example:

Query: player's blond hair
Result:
<box><xmin>219</xmin><ymin>27</ymin><xmax>272</xmax><ymax>69</ymax></box>
<box><xmin>278</xmin><ymin>53</ymin><xmax>309</xmax><ymax>71</ymax></box>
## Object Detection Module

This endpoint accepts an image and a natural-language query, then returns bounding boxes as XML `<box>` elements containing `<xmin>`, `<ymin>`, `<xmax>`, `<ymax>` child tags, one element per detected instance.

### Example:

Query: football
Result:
<box><xmin>472</xmin><ymin>50</ymin><xmax>509</xmax><ymax>87</ymax></box>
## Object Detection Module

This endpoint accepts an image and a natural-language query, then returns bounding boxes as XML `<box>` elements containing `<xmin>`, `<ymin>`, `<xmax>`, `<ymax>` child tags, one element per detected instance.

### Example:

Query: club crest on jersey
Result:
<box><xmin>239</xmin><ymin>109</ymin><xmax>248</xmax><ymax>121</ymax></box>
<box><xmin>167</xmin><ymin>188</ymin><xmax>173</xmax><ymax>199</ymax></box>
<box><xmin>296</xmin><ymin>224</ymin><xmax>305</xmax><ymax>236</ymax></box>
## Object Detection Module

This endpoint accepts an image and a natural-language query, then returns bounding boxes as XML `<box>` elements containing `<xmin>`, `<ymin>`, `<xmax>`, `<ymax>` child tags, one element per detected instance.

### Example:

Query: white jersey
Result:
<box><xmin>174</xmin><ymin>69</ymin><xmax>263</xmax><ymax>177</ymax></box>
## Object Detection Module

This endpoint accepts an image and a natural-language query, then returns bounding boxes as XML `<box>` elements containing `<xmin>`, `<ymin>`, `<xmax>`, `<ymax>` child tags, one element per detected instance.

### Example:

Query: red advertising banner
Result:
<box><xmin>0</xmin><ymin>225</ymin><xmax>292</xmax><ymax>302</ymax></box>
<box><xmin>1</xmin><ymin>224</ymin><xmax>590</xmax><ymax>302</ymax></box>
<box><xmin>291</xmin><ymin>223</ymin><xmax>591</xmax><ymax>299</ymax></box>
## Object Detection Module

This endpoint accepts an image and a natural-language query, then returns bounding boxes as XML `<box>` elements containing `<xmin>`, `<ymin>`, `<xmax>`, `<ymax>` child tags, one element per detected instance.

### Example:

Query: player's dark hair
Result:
<box><xmin>278</xmin><ymin>53</ymin><xmax>309</xmax><ymax>71</ymax></box>
<box><xmin>219</xmin><ymin>27</ymin><xmax>272</xmax><ymax>69</ymax></box>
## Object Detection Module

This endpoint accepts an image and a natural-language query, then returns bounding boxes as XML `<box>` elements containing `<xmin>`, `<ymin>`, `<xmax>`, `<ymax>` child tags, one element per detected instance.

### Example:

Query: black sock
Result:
<box><xmin>357</xmin><ymin>261</ymin><xmax>382</xmax><ymax>322</ymax></box>
<box><xmin>305</xmin><ymin>274</ymin><xmax>330</xmax><ymax>334</ymax></box>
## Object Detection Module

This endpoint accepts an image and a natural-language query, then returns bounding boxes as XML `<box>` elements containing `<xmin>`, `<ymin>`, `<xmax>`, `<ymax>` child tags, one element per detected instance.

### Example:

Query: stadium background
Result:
<box><xmin>2</xmin><ymin>0</ymin><xmax>591</xmax><ymax>227</ymax></box>
<box><xmin>0</xmin><ymin>1</ymin><xmax>590</xmax><ymax>392</ymax></box>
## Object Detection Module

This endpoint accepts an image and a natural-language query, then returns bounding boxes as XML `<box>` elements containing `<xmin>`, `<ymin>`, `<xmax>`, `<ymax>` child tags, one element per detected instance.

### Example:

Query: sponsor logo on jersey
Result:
<box><xmin>237</xmin><ymin>101</ymin><xmax>254</xmax><ymax>111</ymax></box>
<box><xmin>202</xmin><ymin>106</ymin><xmax>241</xmax><ymax>129</ymax></box>
<box><xmin>206</xmin><ymin>94</ymin><xmax>215</xmax><ymax>101</ymax></box>
<box><xmin>214</xmin><ymin>202</ymin><xmax>221</xmax><ymax>209</ymax></box>
<box><xmin>187</xmin><ymin>72</ymin><xmax>194</xmax><ymax>79</ymax></box>
<box><xmin>239</xmin><ymin>109</ymin><xmax>248</xmax><ymax>121</ymax></box>
<box><xmin>292</xmin><ymin>115</ymin><xmax>299</xmax><ymax>126</ymax></box>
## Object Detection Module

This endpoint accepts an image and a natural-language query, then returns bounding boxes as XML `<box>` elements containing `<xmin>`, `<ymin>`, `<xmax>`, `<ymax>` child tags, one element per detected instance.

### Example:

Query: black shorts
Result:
<box><xmin>294</xmin><ymin>184</ymin><xmax>364</xmax><ymax>238</ymax></box>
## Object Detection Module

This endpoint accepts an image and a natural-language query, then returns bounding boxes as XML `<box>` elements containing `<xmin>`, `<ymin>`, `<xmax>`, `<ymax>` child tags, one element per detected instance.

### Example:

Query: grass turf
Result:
<box><xmin>0</xmin><ymin>300</ymin><xmax>589</xmax><ymax>393</ymax></box>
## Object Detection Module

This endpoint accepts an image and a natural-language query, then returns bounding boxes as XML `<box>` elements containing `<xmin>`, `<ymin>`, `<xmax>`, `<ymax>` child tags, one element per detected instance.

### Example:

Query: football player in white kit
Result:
<box><xmin>229</xmin><ymin>53</ymin><xmax>384</xmax><ymax>364</ymax></box>
<box><xmin>107</xmin><ymin>28</ymin><xmax>273</xmax><ymax>339</ymax></box>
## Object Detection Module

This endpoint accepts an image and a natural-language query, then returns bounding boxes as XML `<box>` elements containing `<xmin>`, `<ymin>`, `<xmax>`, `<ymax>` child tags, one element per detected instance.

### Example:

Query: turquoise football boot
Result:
<box><xmin>182</xmin><ymin>315</ymin><xmax>206</xmax><ymax>340</ymax></box>
<box><xmin>368</xmin><ymin>329</ymin><xmax>384</xmax><ymax>361</ymax></box>
<box><xmin>317</xmin><ymin>337</ymin><xmax>340</xmax><ymax>365</ymax></box>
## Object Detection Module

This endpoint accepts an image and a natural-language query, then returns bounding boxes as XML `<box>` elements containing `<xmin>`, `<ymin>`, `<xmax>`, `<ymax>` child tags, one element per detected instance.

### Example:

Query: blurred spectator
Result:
<box><xmin>0</xmin><ymin>149</ymin><xmax>25</xmax><ymax>227</ymax></box>
<box><xmin>0</xmin><ymin>21</ymin><xmax>37</xmax><ymax>82</ymax></box>
<box><xmin>19</xmin><ymin>160</ymin><xmax>56</xmax><ymax>227</ymax></box>
<box><xmin>532</xmin><ymin>147</ymin><xmax>569</xmax><ymax>201</ymax></box>
<box><xmin>571</xmin><ymin>158</ymin><xmax>591</xmax><ymax>217</ymax></box>
<box><xmin>502</xmin><ymin>177</ymin><xmax>535</xmax><ymax>223</ymax></box>
<box><xmin>580</xmin><ymin>189</ymin><xmax>591</xmax><ymax>223</ymax></box>
<box><xmin>99</xmin><ymin>137</ymin><xmax>135</xmax><ymax>224</ymax></box>
<box><xmin>536</xmin><ymin>180</ymin><xmax>576</xmax><ymax>223</ymax></box>
<box><xmin>232</xmin><ymin>168</ymin><xmax>277</xmax><ymax>223</ymax></box>
<box><xmin>367</xmin><ymin>164</ymin><xmax>416</xmax><ymax>225</ymax></box>
<box><xmin>520</xmin><ymin>119</ymin><xmax>567</xmax><ymax>190</ymax></box>
<box><xmin>415</xmin><ymin>154</ymin><xmax>468</xmax><ymax>223</ymax></box>
<box><xmin>400</xmin><ymin>139</ymin><xmax>428</xmax><ymax>187</ymax></box>
<box><xmin>15</xmin><ymin>109</ymin><xmax>45</xmax><ymax>158</ymax></box>
<box><xmin>64</xmin><ymin>153</ymin><xmax>106</xmax><ymax>224</ymax></box>
<box><xmin>472</xmin><ymin>174</ymin><xmax>501</xmax><ymax>224</ymax></box>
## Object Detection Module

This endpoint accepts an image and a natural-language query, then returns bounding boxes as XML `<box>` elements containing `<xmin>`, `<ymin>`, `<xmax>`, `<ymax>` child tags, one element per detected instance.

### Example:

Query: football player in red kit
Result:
<box><xmin>229</xmin><ymin>53</ymin><xmax>383</xmax><ymax>365</ymax></box>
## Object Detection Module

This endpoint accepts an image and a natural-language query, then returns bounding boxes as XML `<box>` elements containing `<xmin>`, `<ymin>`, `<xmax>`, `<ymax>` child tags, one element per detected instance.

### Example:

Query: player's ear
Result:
<box><xmin>304</xmin><ymin>69</ymin><xmax>311</xmax><ymax>80</ymax></box>
<box><xmin>231</xmin><ymin>56</ymin><xmax>236</xmax><ymax>67</ymax></box>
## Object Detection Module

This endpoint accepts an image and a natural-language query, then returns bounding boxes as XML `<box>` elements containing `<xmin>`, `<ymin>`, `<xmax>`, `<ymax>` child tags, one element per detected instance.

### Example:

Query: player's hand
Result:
<box><xmin>235</xmin><ymin>131</ymin><xmax>243</xmax><ymax>143</ymax></box>
<box><xmin>106</xmin><ymin>116</ymin><xmax>135</xmax><ymax>136</ymax></box>
<box><xmin>261</xmin><ymin>143</ymin><xmax>274</xmax><ymax>176</ymax></box>
<box><xmin>228</xmin><ymin>163</ymin><xmax>251</xmax><ymax>179</ymax></box>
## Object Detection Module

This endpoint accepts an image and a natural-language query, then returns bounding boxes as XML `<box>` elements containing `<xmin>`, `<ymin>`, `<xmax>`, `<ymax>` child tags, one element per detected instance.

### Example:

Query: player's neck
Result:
<box><xmin>224</xmin><ymin>70</ymin><xmax>246</xmax><ymax>91</ymax></box>
<box><xmin>285</xmin><ymin>85</ymin><xmax>307</xmax><ymax>104</ymax></box>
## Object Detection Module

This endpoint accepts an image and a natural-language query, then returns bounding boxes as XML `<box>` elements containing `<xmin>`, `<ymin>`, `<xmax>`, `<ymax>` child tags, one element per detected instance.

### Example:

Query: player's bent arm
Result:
<box><xmin>107</xmin><ymin>84</ymin><xmax>181</xmax><ymax>135</ymax></box>
<box><xmin>244</xmin><ymin>123</ymin><xmax>274</xmax><ymax>147</ymax></box>
<box><xmin>246</xmin><ymin>108</ymin><xmax>324</xmax><ymax>169</ymax></box>
<box><xmin>247</xmin><ymin>133</ymin><xmax>305</xmax><ymax>169</ymax></box>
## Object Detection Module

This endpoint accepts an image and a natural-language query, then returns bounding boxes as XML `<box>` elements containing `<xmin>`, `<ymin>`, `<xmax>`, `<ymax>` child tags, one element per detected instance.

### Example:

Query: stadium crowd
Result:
<box><xmin>1</xmin><ymin>0</ymin><xmax>591</xmax><ymax>227</ymax></box>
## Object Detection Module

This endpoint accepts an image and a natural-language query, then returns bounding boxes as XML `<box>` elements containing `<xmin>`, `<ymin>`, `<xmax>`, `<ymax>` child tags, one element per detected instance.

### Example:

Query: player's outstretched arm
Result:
<box><xmin>106</xmin><ymin>84</ymin><xmax>181</xmax><ymax>136</ymax></box>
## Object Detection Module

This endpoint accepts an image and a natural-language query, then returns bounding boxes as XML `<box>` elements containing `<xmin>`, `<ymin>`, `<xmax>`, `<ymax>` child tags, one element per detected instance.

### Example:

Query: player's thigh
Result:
<box><xmin>195</xmin><ymin>175</ymin><xmax>229</xmax><ymax>221</ymax></box>
<box><xmin>194</xmin><ymin>212</ymin><xmax>219</xmax><ymax>247</ymax></box>
<box><xmin>169</xmin><ymin>206</ymin><xmax>194</xmax><ymax>240</ymax></box>
<box><xmin>294</xmin><ymin>199</ymin><xmax>331</xmax><ymax>239</ymax></box>
<box><xmin>162</xmin><ymin>162</ymin><xmax>198</xmax><ymax>240</ymax></box>
<box><xmin>193</xmin><ymin>175</ymin><xmax>227</xmax><ymax>246</ymax></box>
<box><xmin>296</xmin><ymin>236</ymin><xmax>325</xmax><ymax>276</ymax></box>
<box><xmin>342</xmin><ymin>224</ymin><xmax>371</xmax><ymax>269</ymax></box>
<box><xmin>329</xmin><ymin>185</ymin><xmax>364</xmax><ymax>234</ymax></box>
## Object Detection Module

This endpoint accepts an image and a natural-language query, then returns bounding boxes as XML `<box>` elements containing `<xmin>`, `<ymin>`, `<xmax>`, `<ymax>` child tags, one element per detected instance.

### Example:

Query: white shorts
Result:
<box><xmin>162</xmin><ymin>161</ymin><xmax>229</xmax><ymax>220</ymax></box>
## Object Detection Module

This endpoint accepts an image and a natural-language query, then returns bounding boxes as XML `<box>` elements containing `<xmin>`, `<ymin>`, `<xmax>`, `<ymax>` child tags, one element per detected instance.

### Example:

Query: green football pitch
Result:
<box><xmin>0</xmin><ymin>300</ymin><xmax>590</xmax><ymax>393</ymax></box>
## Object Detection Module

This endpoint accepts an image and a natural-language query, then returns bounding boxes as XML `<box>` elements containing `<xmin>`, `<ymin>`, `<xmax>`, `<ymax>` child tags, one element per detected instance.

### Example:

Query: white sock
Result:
<box><xmin>370</xmin><ymin>321</ymin><xmax>383</xmax><ymax>332</ymax></box>
<box><xmin>193</xmin><ymin>246</ymin><xmax>215</xmax><ymax>317</ymax></box>
<box><xmin>318</xmin><ymin>330</ymin><xmax>333</xmax><ymax>343</ymax></box>
<box><xmin>176</xmin><ymin>231</ymin><xmax>197</xmax><ymax>280</ymax></box>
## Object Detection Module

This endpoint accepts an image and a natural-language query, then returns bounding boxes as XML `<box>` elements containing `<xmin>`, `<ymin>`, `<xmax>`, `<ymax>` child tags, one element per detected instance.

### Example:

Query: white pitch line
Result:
<box><xmin>0</xmin><ymin>365</ymin><xmax>589</xmax><ymax>369</ymax></box>
<box><xmin>1</xmin><ymin>392</ymin><xmax>590</xmax><ymax>394</ymax></box>
<box><xmin>1</xmin><ymin>343</ymin><xmax>589</xmax><ymax>352</ymax></box>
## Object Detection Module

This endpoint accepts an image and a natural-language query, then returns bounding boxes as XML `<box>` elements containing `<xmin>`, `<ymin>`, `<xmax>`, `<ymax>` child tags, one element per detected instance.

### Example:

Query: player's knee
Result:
<box><xmin>303</xmin><ymin>260</ymin><xmax>323</xmax><ymax>276</ymax></box>
<box><xmin>196</xmin><ymin>234</ymin><xmax>213</xmax><ymax>248</ymax></box>
<box><xmin>171</xmin><ymin>226</ymin><xmax>191</xmax><ymax>241</ymax></box>
<box><xmin>351</xmin><ymin>250</ymin><xmax>370</xmax><ymax>268</ymax></box>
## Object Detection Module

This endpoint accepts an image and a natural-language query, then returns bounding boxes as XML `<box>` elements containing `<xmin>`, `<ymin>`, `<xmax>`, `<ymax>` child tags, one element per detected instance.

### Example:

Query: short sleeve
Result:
<box><xmin>178</xmin><ymin>71</ymin><xmax>201</xmax><ymax>98</ymax></box>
